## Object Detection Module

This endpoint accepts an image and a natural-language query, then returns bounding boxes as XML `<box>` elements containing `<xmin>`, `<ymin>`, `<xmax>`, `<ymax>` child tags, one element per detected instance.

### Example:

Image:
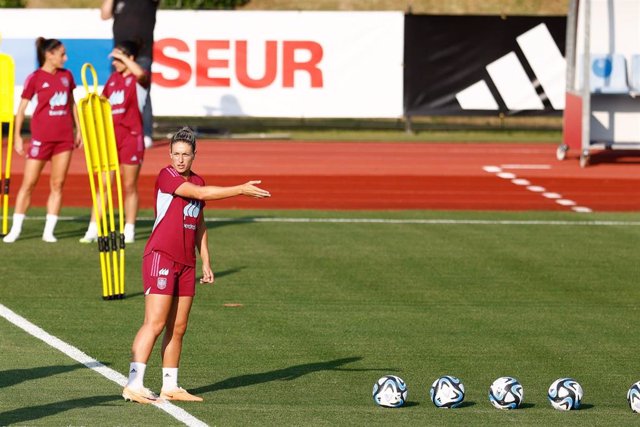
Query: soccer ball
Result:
<box><xmin>430</xmin><ymin>375</ymin><xmax>465</xmax><ymax>408</ymax></box>
<box><xmin>548</xmin><ymin>378</ymin><xmax>583</xmax><ymax>411</ymax></box>
<box><xmin>372</xmin><ymin>375</ymin><xmax>408</xmax><ymax>408</ymax></box>
<box><xmin>627</xmin><ymin>381</ymin><xmax>640</xmax><ymax>413</ymax></box>
<box><xmin>488</xmin><ymin>376</ymin><xmax>524</xmax><ymax>410</ymax></box>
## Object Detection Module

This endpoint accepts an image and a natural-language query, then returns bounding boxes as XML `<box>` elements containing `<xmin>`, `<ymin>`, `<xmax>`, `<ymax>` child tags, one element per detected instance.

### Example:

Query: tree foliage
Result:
<box><xmin>0</xmin><ymin>0</ymin><xmax>25</xmax><ymax>7</ymax></box>
<box><xmin>161</xmin><ymin>0</ymin><xmax>250</xmax><ymax>9</ymax></box>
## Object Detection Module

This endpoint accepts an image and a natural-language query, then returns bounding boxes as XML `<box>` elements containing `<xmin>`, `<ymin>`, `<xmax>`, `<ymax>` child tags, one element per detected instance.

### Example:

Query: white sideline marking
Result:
<box><xmin>500</xmin><ymin>164</ymin><xmax>552</xmax><ymax>170</ymax></box>
<box><xmin>0</xmin><ymin>303</ymin><xmax>208</xmax><ymax>427</ymax></box>
<box><xmin>22</xmin><ymin>216</ymin><xmax>640</xmax><ymax>226</ymax></box>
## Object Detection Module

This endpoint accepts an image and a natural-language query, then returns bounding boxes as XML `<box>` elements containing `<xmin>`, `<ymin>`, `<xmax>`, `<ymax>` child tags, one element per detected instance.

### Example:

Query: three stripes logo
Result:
<box><xmin>183</xmin><ymin>200</ymin><xmax>202</xmax><ymax>219</ymax></box>
<box><xmin>455</xmin><ymin>23</ymin><xmax>565</xmax><ymax>111</ymax></box>
<box><xmin>49</xmin><ymin>91</ymin><xmax>68</xmax><ymax>108</ymax></box>
<box><xmin>109</xmin><ymin>90</ymin><xmax>125</xmax><ymax>107</ymax></box>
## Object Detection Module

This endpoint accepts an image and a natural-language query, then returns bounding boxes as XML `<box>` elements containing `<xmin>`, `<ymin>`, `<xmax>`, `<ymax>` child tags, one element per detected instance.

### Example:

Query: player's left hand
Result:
<box><xmin>200</xmin><ymin>265</ymin><xmax>214</xmax><ymax>284</ymax></box>
<box><xmin>74</xmin><ymin>130</ymin><xmax>83</xmax><ymax>149</ymax></box>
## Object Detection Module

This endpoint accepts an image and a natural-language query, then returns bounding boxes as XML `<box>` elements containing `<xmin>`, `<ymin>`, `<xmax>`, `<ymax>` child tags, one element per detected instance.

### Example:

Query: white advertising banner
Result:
<box><xmin>0</xmin><ymin>9</ymin><xmax>404</xmax><ymax>118</ymax></box>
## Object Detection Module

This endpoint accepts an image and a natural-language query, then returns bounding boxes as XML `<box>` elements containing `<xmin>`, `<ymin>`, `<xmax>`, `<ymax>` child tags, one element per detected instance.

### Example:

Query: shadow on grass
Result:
<box><xmin>0</xmin><ymin>395</ymin><xmax>120</xmax><ymax>425</ymax></box>
<box><xmin>191</xmin><ymin>357</ymin><xmax>390</xmax><ymax>396</ymax></box>
<box><xmin>0</xmin><ymin>365</ymin><xmax>85</xmax><ymax>388</ymax></box>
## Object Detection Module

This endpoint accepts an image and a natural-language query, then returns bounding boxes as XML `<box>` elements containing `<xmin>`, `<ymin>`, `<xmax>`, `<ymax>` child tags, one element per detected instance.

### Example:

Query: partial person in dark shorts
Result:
<box><xmin>3</xmin><ymin>37</ymin><xmax>81</xmax><ymax>243</ymax></box>
<box><xmin>122</xmin><ymin>127</ymin><xmax>271</xmax><ymax>404</ymax></box>
<box><xmin>80</xmin><ymin>41</ymin><xmax>150</xmax><ymax>244</ymax></box>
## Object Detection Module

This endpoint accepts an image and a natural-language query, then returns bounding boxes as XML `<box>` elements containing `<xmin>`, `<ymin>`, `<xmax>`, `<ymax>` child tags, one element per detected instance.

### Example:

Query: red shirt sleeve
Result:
<box><xmin>157</xmin><ymin>167</ymin><xmax>187</xmax><ymax>195</ymax></box>
<box><xmin>21</xmin><ymin>71</ymin><xmax>37</xmax><ymax>100</ymax></box>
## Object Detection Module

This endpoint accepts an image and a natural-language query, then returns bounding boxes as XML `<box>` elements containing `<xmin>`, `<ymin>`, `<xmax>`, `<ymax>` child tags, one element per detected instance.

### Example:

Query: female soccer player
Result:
<box><xmin>122</xmin><ymin>127</ymin><xmax>270</xmax><ymax>403</ymax></box>
<box><xmin>3</xmin><ymin>37</ymin><xmax>81</xmax><ymax>243</ymax></box>
<box><xmin>80</xmin><ymin>41</ymin><xmax>149</xmax><ymax>244</ymax></box>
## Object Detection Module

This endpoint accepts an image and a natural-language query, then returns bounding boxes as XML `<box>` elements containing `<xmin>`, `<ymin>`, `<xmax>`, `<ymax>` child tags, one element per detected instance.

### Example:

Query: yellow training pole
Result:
<box><xmin>78</xmin><ymin>64</ymin><xmax>112</xmax><ymax>299</ymax></box>
<box><xmin>78</xmin><ymin>63</ymin><xmax>126</xmax><ymax>300</ymax></box>
<box><xmin>92</xmin><ymin>93</ymin><xmax>120</xmax><ymax>299</ymax></box>
<box><xmin>0</xmin><ymin>49</ymin><xmax>15</xmax><ymax>236</ymax></box>
<box><xmin>101</xmin><ymin>102</ymin><xmax>125</xmax><ymax>297</ymax></box>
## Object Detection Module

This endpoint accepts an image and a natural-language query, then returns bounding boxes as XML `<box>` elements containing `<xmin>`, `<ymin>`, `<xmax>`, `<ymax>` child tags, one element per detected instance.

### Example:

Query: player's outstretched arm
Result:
<box><xmin>175</xmin><ymin>180</ymin><xmax>271</xmax><ymax>201</ymax></box>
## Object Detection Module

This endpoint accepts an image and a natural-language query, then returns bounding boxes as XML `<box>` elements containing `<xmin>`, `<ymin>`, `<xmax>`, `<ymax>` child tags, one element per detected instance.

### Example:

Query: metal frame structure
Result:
<box><xmin>558</xmin><ymin>0</ymin><xmax>640</xmax><ymax>167</ymax></box>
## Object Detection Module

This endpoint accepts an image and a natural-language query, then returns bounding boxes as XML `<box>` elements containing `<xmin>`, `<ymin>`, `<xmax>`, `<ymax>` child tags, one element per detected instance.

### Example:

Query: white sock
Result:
<box><xmin>3</xmin><ymin>213</ymin><xmax>25</xmax><ymax>243</ymax></box>
<box><xmin>127</xmin><ymin>362</ymin><xmax>147</xmax><ymax>389</ymax></box>
<box><xmin>84</xmin><ymin>221</ymin><xmax>98</xmax><ymax>238</ymax></box>
<box><xmin>43</xmin><ymin>214</ymin><xmax>58</xmax><ymax>240</ymax></box>
<box><xmin>124</xmin><ymin>223</ymin><xmax>135</xmax><ymax>242</ymax></box>
<box><xmin>161</xmin><ymin>367</ymin><xmax>178</xmax><ymax>391</ymax></box>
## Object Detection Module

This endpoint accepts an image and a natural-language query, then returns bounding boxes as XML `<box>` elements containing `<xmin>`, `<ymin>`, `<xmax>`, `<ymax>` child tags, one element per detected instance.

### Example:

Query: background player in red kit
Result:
<box><xmin>3</xmin><ymin>38</ymin><xmax>81</xmax><ymax>243</ymax></box>
<box><xmin>122</xmin><ymin>127</ymin><xmax>270</xmax><ymax>404</ymax></box>
<box><xmin>80</xmin><ymin>41</ymin><xmax>149</xmax><ymax>244</ymax></box>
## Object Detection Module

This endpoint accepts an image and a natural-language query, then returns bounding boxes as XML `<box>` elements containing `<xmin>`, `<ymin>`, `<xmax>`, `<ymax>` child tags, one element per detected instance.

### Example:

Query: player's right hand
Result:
<box><xmin>241</xmin><ymin>180</ymin><xmax>271</xmax><ymax>198</ymax></box>
<box><xmin>14</xmin><ymin>136</ymin><xmax>24</xmax><ymax>156</ymax></box>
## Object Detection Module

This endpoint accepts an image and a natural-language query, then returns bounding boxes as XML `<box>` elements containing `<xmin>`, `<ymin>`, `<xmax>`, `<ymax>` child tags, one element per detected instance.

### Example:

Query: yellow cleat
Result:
<box><xmin>122</xmin><ymin>386</ymin><xmax>160</xmax><ymax>404</ymax></box>
<box><xmin>160</xmin><ymin>387</ymin><xmax>203</xmax><ymax>402</ymax></box>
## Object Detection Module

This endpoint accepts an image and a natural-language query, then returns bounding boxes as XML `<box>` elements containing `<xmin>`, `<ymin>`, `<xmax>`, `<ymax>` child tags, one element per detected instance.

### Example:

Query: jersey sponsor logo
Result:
<box><xmin>109</xmin><ymin>89</ymin><xmax>125</xmax><ymax>107</ymax></box>
<box><xmin>183</xmin><ymin>200</ymin><xmax>202</xmax><ymax>219</ymax></box>
<box><xmin>184</xmin><ymin>223</ymin><xmax>197</xmax><ymax>230</ymax></box>
<box><xmin>158</xmin><ymin>268</ymin><xmax>170</xmax><ymax>276</ymax></box>
<box><xmin>157</xmin><ymin>277</ymin><xmax>167</xmax><ymax>290</ymax></box>
<box><xmin>49</xmin><ymin>91</ymin><xmax>68</xmax><ymax>108</ymax></box>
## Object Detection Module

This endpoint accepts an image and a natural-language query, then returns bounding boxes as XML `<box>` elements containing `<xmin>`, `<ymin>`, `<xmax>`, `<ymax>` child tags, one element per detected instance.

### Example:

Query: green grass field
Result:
<box><xmin>1</xmin><ymin>207</ymin><xmax>640</xmax><ymax>425</ymax></box>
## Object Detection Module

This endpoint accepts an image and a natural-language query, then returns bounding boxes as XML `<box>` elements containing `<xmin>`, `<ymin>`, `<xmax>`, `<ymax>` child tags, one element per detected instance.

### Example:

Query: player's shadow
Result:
<box><xmin>191</xmin><ymin>357</ymin><xmax>391</xmax><ymax>396</ymax></box>
<box><xmin>0</xmin><ymin>395</ymin><xmax>120</xmax><ymax>425</ymax></box>
<box><xmin>0</xmin><ymin>365</ymin><xmax>85</xmax><ymax>389</ymax></box>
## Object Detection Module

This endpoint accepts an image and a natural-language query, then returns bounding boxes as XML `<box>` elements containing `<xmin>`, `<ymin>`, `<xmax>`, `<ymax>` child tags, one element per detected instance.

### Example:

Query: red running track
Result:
<box><xmin>4</xmin><ymin>140</ymin><xmax>640</xmax><ymax>212</ymax></box>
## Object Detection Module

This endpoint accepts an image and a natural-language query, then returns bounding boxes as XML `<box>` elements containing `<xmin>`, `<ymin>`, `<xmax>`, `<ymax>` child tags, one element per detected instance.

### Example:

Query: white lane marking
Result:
<box><xmin>484</xmin><ymin>166</ymin><xmax>594</xmax><ymax>212</ymax></box>
<box><xmin>542</xmin><ymin>192</ymin><xmax>562</xmax><ymax>199</ymax></box>
<box><xmin>0</xmin><ymin>303</ymin><xmax>209</xmax><ymax>427</ymax></box>
<box><xmin>572</xmin><ymin>206</ymin><xmax>593</xmax><ymax>213</ymax></box>
<box><xmin>500</xmin><ymin>164</ymin><xmax>552</xmax><ymax>169</ymax></box>
<box><xmin>483</xmin><ymin>165</ymin><xmax>502</xmax><ymax>173</ymax></box>
<box><xmin>526</xmin><ymin>186</ymin><xmax>546</xmax><ymax>192</ymax></box>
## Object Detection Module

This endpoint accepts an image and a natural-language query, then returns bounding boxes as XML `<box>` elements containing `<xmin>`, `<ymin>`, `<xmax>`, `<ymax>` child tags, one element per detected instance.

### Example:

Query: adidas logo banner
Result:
<box><xmin>404</xmin><ymin>15</ymin><xmax>566</xmax><ymax>116</ymax></box>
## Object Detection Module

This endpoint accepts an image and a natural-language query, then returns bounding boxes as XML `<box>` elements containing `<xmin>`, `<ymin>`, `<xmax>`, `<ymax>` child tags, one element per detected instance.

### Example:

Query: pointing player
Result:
<box><xmin>122</xmin><ymin>127</ymin><xmax>270</xmax><ymax>403</ymax></box>
<box><xmin>3</xmin><ymin>38</ymin><xmax>81</xmax><ymax>243</ymax></box>
<box><xmin>80</xmin><ymin>41</ymin><xmax>149</xmax><ymax>244</ymax></box>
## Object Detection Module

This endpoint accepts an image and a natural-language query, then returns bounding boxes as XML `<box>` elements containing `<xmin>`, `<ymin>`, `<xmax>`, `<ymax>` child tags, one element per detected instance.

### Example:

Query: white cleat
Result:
<box><xmin>3</xmin><ymin>232</ymin><xmax>20</xmax><ymax>243</ymax></box>
<box><xmin>42</xmin><ymin>234</ymin><xmax>57</xmax><ymax>243</ymax></box>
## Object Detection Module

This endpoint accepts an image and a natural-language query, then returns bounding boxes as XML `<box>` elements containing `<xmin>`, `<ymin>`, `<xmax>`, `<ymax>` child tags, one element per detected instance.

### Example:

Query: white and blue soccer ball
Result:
<box><xmin>627</xmin><ymin>381</ymin><xmax>640</xmax><ymax>413</ymax></box>
<box><xmin>488</xmin><ymin>376</ymin><xmax>524</xmax><ymax>410</ymax></box>
<box><xmin>430</xmin><ymin>375</ymin><xmax>465</xmax><ymax>408</ymax></box>
<box><xmin>372</xmin><ymin>375</ymin><xmax>408</xmax><ymax>408</ymax></box>
<box><xmin>548</xmin><ymin>378</ymin><xmax>583</xmax><ymax>411</ymax></box>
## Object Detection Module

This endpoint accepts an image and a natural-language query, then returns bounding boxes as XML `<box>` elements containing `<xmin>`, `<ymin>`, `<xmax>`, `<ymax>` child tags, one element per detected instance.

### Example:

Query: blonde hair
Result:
<box><xmin>170</xmin><ymin>126</ymin><xmax>197</xmax><ymax>152</ymax></box>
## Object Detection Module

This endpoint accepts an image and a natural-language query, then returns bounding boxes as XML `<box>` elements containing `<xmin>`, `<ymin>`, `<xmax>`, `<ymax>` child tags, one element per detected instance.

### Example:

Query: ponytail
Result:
<box><xmin>36</xmin><ymin>37</ymin><xmax>63</xmax><ymax>67</ymax></box>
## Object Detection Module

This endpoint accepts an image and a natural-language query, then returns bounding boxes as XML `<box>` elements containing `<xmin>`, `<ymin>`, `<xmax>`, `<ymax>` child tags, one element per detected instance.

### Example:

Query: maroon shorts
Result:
<box><xmin>142</xmin><ymin>251</ymin><xmax>196</xmax><ymax>297</ymax></box>
<box><xmin>116</xmin><ymin>128</ymin><xmax>144</xmax><ymax>165</ymax></box>
<box><xmin>27</xmin><ymin>139</ymin><xmax>74</xmax><ymax>161</ymax></box>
